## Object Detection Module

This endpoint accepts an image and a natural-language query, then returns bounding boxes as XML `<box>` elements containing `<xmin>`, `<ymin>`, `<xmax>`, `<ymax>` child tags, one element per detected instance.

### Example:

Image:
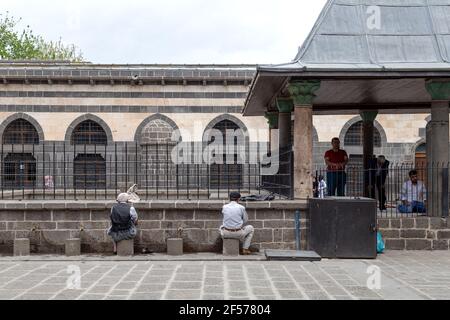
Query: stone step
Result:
<box><xmin>223</xmin><ymin>238</ymin><xmax>240</xmax><ymax>256</ymax></box>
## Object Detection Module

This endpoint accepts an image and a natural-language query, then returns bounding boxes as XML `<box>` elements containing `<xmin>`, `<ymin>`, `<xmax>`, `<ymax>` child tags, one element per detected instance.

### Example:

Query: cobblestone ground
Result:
<box><xmin>0</xmin><ymin>251</ymin><xmax>449</xmax><ymax>300</ymax></box>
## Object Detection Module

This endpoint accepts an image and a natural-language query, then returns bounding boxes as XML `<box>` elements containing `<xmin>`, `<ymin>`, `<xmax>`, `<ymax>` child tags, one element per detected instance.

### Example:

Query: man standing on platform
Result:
<box><xmin>324</xmin><ymin>138</ymin><xmax>349</xmax><ymax>197</ymax></box>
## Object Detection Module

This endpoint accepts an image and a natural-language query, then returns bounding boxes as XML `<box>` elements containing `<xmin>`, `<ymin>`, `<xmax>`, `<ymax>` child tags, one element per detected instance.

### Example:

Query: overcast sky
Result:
<box><xmin>2</xmin><ymin>0</ymin><xmax>327</xmax><ymax>64</ymax></box>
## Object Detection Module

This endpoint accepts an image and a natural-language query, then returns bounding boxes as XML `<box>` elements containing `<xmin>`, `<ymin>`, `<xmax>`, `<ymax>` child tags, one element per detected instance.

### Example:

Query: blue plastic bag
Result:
<box><xmin>377</xmin><ymin>232</ymin><xmax>385</xmax><ymax>254</ymax></box>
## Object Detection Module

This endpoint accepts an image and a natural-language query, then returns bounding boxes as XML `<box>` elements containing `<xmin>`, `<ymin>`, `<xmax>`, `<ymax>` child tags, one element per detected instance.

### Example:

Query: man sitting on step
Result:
<box><xmin>220</xmin><ymin>192</ymin><xmax>254</xmax><ymax>255</ymax></box>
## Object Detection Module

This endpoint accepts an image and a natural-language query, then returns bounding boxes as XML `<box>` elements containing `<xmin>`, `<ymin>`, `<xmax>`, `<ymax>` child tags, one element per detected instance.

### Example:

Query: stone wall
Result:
<box><xmin>0</xmin><ymin>201</ymin><xmax>308</xmax><ymax>255</ymax></box>
<box><xmin>1</xmin><ymin>200</ymin><xmax>449</xmax><ymax>255</ymax></box>
<box><xmin>379</xmin><ymin>217</ymin><xmax>450</xmax><ymax>250</ymax></box>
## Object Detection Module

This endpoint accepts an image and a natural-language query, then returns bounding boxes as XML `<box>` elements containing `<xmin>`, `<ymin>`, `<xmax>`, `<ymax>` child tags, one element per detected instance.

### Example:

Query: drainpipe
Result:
<box><xmin>295</xmin><ymin>209</ymin><xmax>301</xmax><ymax>251</ymax></box>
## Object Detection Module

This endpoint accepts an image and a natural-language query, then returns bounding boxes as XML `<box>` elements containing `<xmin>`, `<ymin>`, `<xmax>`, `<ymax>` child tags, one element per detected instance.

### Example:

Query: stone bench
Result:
<box><xmin>14</xmin><ymin>239</ymin><xmax>30</xmax><ymax>256</ymax></box>
<box><xmin>223</xmin><ymin>238</ymin><xmax>240</xmax><ymax>256</ymax></box>
<box><xmin>65</xmin><ymin>239</ymin><xmax>81</xmax><ymax>257</ymax></box>
<box><xmin>167</xmin><ymin>238</ymin><xmax>183</xmax><ymax>256</ymax></box>
<box><xmin>117</xmin><ymin>239</ymin><xmax>134</xmax><ymax>256</ymax></box>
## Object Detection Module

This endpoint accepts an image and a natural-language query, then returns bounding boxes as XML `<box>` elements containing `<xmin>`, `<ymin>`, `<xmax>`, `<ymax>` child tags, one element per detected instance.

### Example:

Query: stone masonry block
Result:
<box><xmin>381</xmin><ymin>229</ymin><xmax>400</xmax><ymax>239</ymax></box>
<box><xmin>253</xmin><ymin>229</ymin><xmax>273</xmax><ymax>243</ymax></box>
<box><xmin>0</xmin><ymin>212</ymin><xmax>25</xmax><ymax>221</ymax></box>
<box><xmin>25</xmin><ymin>211</ymin><xmax>52</xmax><ymax>221</ymax></box>
<box><xmin>430</xmin><ymin>218</ymin><xmax>448</xmax><ymax>230</ymax></box>
<box><xmin>255</xmin><ymin>210</ymin><xmax>283</xmax><ymax>220</ymax></box>
<box><xmin>401</xmin><ymin>219</ymin><xmax>415</xmax><ymax>229</ymax></box>
<box><xmin>377</xmin><ymin>219</ymin><xmax>390</xmax><ymax>229</ymax></box>
<box><xmin>437</xmin><ymin>231</ymin><xmax>450</xmax><ymax>240</ymax></box>
<box><xmin>164</xmin><ymin>210</ymin><xmax>194</xmax><ymax>221</ymax></box>
<box><xmin>117</xmin><ymin>239</ymin><xmax>134</xmax><ymax>256</ymax></box>
<box><xmin>14</xmin><ymin>238</ymin><xmax>30</xmax><ymax>256</ymax></box>
<box><xmin>390</xmin><ymin>219</ymin><xmax>400</xmax><ymax>229</ymax></box>
<box><xmin>385</xmin><ymin>239</ymin><xmax>405</xmax><ymax>250</ymax></box>
<box><xmin>415</xmin><ymin>218</ymin><xmax>430</xmax><ymax>229</ymax></box>
<box><xmin>65</xmin><ymin>239</ymin><xmax>81</xmax><ymax>256</ymax></box>
<box><xmin>53</xmin><ymin>211</ymin><xmax>90</xmax><ymax>221</ymax></box>
<box><xmin>167</xmin><ymin>238</ymin><xmax>183</xmax><ymax>256</ymax></box>
<box><xmin>401</xmin><ymin>230</ymin><xmax>427</xmax><ymax>239</ymax></box>
<box><xmin>223</xmin><ymin>239</ymin><xmax>240</xmax><ymax>256</ymax></box>
<box><xmin>263</xmin><ymin>220</ymin><xmax>294</xmax><ymax>229</ymax></box>
<box><xmin>432</xmin><ymin>240</ymin><xmax>449</xmax><ymax>250</ymax></box>
<box><xmin>41</xmin><ymin>230</ymin><xmax>71</xmax><ymax>245</ymax></box>
<box><xmin>405</xmin><ymin>239</ymin><xmax>432</xmax><ymax>250</ymax></box>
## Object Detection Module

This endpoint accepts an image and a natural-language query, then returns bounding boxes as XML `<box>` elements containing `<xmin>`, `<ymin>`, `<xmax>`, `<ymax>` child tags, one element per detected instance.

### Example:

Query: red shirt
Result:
<box><xmin>325</xmin><ymin>149</ymin><xmax>348</xmax><ymax>172</ymax></box>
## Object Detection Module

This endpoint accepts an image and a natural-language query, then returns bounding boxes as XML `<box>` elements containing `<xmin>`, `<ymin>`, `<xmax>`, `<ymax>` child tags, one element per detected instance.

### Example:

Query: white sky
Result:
<box><xmin>2</xmin><ymin>0</ymin><xmax>328</xmax><ymax>64</ymax></box>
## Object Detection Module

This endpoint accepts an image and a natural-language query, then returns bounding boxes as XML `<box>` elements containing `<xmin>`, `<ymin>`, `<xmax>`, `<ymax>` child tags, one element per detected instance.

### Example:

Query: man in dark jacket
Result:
<box><xmin>107</xmin><ymin>193</ymin><xmax>139</xmax><ymax>254</ymax></box>
<box><xmin>368</xmin><ymin>156</ymin><xmax>390</xmax><ymax>211</ymax></box>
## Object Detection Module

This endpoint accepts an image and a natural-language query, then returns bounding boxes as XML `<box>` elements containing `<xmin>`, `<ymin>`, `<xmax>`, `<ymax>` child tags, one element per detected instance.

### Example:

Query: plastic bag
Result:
<box><xmin>127</xmin><ymin>184</ymin><xmax>141</xmax><ymax>203</ymax></box>
<box><xmin>377</xmin><ymin>232</ymin><xmax>385</xmax><ymax>254</ymax></box>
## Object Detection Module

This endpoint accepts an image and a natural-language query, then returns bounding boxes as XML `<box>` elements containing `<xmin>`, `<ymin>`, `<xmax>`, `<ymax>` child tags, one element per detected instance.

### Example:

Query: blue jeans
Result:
<box><xmin>327</xmin><ymin>171</ymin><xmax>346</xmax><ymax>197</ymax></box>
<box><xmin>398</xmin><ymin>201</ymin><xmax>426</xmax><ymax>214</ymax></box>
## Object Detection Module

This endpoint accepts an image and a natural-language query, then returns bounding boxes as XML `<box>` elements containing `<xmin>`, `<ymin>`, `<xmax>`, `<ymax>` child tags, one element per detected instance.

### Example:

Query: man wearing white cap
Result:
<box><xmin>107</xmin><ymin>193</ymin><xmax>139</xmax><ymax>255</ymax></box>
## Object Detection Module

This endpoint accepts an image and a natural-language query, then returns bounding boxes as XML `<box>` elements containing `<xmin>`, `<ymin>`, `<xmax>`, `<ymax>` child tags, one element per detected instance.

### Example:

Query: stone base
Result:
<box><xmin>223</xmin><ymin>239</ymin><xmax>240</xmax><ymax>256</ymax></box>
<box><xmin>117</xmin><ymin>240</ymin><xmax>134</xmax><ymax>256</ymax></box>
<box><xmin>14</xmin><ymin>239</ymin><xmax>30</xmax><ymax>256</ymax></box>
<box><xmin>65</xmin><ymin>239</ymin><xmax>81</xmax><ymax>256</ymax></box>
<box><xmin>167</xmin><ymin>238</ymin><xmax>183</xmax><ymax>256</ymax></box>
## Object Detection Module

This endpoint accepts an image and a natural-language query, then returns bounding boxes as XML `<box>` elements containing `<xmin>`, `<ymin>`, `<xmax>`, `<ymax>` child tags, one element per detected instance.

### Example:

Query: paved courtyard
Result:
<box><xmin>0</xmin><ymin>251</ymin><xmax>449</xmax><ymax>300</ymax></box>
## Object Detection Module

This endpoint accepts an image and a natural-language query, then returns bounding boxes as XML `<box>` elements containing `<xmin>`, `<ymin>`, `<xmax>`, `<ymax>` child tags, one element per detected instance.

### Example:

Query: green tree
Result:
<box><xmin>0</xmin><ymin>12</ymin><xmax>84</xmax><ymax>62</ymax></box>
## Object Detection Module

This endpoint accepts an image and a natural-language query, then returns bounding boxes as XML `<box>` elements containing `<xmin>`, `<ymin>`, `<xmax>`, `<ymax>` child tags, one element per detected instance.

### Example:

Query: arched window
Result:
<box><xmin>71</xmin><ymin>120</ymin><xmax>107</xmax><ymax>145</ymax></box>
<box><xmin>139</xmin><ymin>119</ymin><xmax>177</xmax><ymax>190</ymax></box>
<box><xmin>208</xmin><ymin>119</ymin><xmax>244</xmax><ymax>189</ymax></box>
<box><xmin>2</xmin><ymin>119</ymin><xmax>39</xmax><ymax>144</ymax></box>
<box><xmin>344</xmin><ymin>121</ymin><xmax>382</xmax><ymax>148</ymax></box>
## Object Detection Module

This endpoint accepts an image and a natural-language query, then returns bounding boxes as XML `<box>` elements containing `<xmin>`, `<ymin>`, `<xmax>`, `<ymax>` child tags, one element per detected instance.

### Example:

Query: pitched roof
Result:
<box><xmin>260</xmin><ymin>0</ymin><xmax>450</xmax><ymax>72</ymax></box>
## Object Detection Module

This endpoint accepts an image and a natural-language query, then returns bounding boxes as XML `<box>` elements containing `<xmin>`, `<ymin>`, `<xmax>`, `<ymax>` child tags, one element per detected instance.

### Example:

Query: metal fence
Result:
<box><xmin>314</xmin><ymin>163</ymin><xmax>450</xmax><ymax>218</ymax></box>
<box><xmin>0</xmin><ymin>142</ymin><xmax>282</xmax><ymax>201</ymax></box>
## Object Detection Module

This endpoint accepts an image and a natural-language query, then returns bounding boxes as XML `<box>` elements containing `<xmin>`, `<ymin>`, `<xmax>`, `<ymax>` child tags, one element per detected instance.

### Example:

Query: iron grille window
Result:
<box><xmin>208</xmin><ymin>120</ymin><xmax>244</xmax><ymax>189</ymax></box>
<box><xmin>3</xmin><ymin>153</ymin><xmax>37</xmax><ymax>188</ymax></box>
<box><xmin>2</xmin><ymin>119</ymin><xmax>39</xmax><ymax>145</ymax></box>
<box><xmin>344</xmin><ymin>121</ymin><xmax>382</xmax><ymax>148</ymax></box>
<box><xmin>71</xmin><ymin>120</ymin><xmax>107</xmax><ymax>145</ymax></box>
<box><xmin>74</xmin><ymin>154</ymin><xmax>106</xmax><ymax>189</ymax></box>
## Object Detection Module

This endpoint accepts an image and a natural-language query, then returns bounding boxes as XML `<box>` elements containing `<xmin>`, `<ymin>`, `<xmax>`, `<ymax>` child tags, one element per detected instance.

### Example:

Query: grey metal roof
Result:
<box><xmin>260</xmin><ymin>0</ymin><xmax>450</xmax><ymax>72</ymax></box>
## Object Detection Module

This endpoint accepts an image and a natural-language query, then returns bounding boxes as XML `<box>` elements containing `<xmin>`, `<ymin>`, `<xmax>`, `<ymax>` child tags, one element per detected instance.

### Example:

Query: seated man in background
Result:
<box><xmin>398</xmin><ymin>170</ymin><xmax>427</xmax><ymax>214</ymax></box>
<box><xmin>220</xmin><ymin>192</ymin><xmax>254</xmax><ymax>255</ymax></box>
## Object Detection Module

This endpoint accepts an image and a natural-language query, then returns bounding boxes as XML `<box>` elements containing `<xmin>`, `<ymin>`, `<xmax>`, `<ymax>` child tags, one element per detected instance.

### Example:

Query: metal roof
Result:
<box><xmin>260</xmin><ymin>0</ymin><xmax>450</xmax><ymax>72</ymax></box>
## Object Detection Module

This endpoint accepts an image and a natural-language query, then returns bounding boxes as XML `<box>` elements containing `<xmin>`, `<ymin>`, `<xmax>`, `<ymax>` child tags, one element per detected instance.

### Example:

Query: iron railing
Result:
<box><xmin>0</xmin><ymin>142</ymin><xmax>283</xmax><ymax>201</ymax></box>
<box><xmin>314</xmin><ymin>163</ymin><xmax>450</xmax><ymax>218</ymax></box>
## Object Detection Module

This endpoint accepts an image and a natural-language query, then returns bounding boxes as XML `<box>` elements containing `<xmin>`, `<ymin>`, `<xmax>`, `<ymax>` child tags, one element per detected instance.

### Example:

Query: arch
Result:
<box><xmin>134</xmin><ymin>114</ymin><xmax>180</xmax><ymax>145</ymax></box>
<box><xmin>339</xmin><ymin>116</ymin><xmax>387</xmax><ymax>148</ymax></box>
<box><xmin>65</xmin><ymin>114</ymin><xmax>113</xmax><ymax>144</ymax></box>
<box><xmin>0</xmin><ymin>113</ymin><xmax>45</xmax><ymax>143</ymax></box>
<box><xmin>203</xmin><ymin>114</ymin><xmax>249</xmax><ymax>142</ymax></box>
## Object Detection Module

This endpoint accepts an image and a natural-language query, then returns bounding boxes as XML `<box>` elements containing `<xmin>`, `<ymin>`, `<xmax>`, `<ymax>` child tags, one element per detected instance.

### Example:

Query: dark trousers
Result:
<box><xmin>369</xmin><ymin>179</ymin><xmax>387</xmax><ymax>209</ymax></box>
<box><xmin>327</xmin><ymin>171</ymin><xmax>346</xmax><ymax>197</ymax></box>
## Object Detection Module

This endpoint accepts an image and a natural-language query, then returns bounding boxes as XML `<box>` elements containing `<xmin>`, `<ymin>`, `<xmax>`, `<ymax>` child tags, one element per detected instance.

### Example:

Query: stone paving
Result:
<box><xmin>0</xmin><ymin>251</ymin><xmax>449</xmax><ymax>300</ymax></box>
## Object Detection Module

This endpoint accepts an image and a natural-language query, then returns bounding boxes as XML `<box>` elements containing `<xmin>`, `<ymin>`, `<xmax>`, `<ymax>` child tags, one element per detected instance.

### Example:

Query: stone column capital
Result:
<box><xmin>265</xmin><ymin>112</ymin><xmax>279</xmax><ymax>129</ymax></box>
<box><xmin>287</xmin><ymin>80</ymin><xmax>321</xmax><ymax>106</ymax></box>
<box><xmin>276</xmin><ymin>98</ymin><xmax>294</xmax><ymax>113</ymax></box>
<box><xmin>426</xmin><ymin>80</ymin><xmax>450</xmax><ymax>101</ymax></box>
<box><xmin>360</xmin><ymin>110</ymin><xmax>378</xmax><ymax>122</ymax></box>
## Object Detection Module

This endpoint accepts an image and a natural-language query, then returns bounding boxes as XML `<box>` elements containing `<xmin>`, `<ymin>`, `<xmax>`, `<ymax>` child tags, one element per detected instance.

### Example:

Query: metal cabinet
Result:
<box><xmin>308</xmin><ymin>197</ymin><xmax>377</xmax><ymax>259</ymax></box>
